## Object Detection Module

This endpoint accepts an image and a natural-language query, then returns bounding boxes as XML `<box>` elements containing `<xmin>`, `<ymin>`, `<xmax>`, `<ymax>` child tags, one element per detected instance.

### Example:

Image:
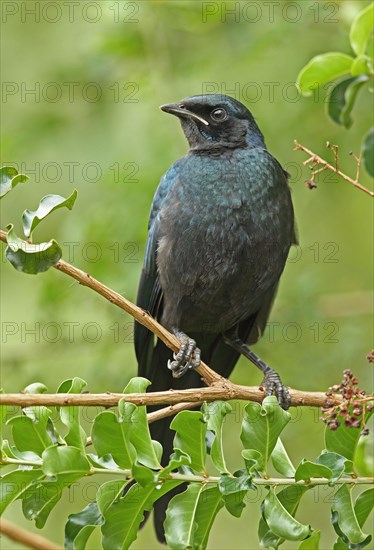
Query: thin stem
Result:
<box><xmin>294</xmin><ymin>141</ymin><xmax>374</xmax><ymax>197</ymax></box>
<box><xmin>0</xmin><ymin>519</ymin><xmax>62</xmax><ymax>550</ymax></box>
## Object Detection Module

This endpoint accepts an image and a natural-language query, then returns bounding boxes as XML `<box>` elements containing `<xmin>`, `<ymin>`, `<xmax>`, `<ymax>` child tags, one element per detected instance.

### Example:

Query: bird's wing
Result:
<box><xmin>134</xmin><ymin>163</ymin><xmax>180</xmax><ymax>376</ymax></box>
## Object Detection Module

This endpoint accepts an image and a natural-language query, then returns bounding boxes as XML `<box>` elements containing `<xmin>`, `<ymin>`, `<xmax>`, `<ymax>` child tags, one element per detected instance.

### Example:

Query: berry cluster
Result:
<box><xmin>321</xmin><ymin>369</ymin><xmax>373</xmax><ymax>435</ymax></box>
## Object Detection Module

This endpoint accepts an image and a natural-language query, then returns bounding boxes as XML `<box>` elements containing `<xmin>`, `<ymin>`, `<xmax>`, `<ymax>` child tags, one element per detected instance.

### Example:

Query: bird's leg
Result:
<box><xmin>223</xmin><ymin>328</ymin><xmax>291</xmax><ymax>410</ymax></box>
<box><xmin>167</xmin><ymin>329</ymin><xmax>201</xmax><ymax>379</ymax></box>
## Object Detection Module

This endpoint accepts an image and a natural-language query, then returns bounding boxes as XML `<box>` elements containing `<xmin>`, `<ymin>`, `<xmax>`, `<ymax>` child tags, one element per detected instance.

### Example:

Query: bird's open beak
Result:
<box><xmin>160</xmin><ymin>103</ymin><xmax>209</xmax><ymax>126</ymax></box>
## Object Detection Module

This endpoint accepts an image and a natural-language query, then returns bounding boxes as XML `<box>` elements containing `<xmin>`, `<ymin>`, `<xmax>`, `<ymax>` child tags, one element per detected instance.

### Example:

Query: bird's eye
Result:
<box><xmin>211</xmin><ymin>108</ymin><xmax>227</xmax><ymax>122</ymax></box>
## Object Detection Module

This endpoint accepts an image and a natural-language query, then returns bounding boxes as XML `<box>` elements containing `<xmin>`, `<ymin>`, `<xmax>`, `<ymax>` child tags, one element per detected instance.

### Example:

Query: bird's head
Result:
<box><xmin>160</xmin><ymin>94</ymin><xmax>265</xmax><ymax>152</ymax></box>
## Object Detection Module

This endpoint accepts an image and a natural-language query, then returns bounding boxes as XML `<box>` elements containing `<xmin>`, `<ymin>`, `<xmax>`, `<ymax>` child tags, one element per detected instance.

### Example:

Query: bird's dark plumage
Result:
<box><xmin>134</xmin><ymin>94</ymin><xmax>296</xmax><ymax>542</ymax></box>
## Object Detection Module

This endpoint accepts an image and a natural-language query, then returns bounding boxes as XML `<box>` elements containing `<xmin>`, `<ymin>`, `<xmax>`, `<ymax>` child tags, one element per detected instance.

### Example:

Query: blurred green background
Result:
<box><xmin>1</xmin><ymin>1</ymin><xmax>373</xmax><ymax>548</ymax></box>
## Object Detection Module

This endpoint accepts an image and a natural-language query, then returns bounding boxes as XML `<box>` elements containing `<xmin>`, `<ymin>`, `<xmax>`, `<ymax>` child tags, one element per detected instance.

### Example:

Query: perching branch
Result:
<box><xmin>294</xmin><ymin>140</ymin><xmax>374</xmax><ymax>197</ymax></box>
<box><xmin>0</xmin><ymin>385</ymin><xmax>335</xmax><ymax>408</ymax></box>
<box><xmin>0</xmin><ymin>519</ymin><xmax>62</xmax><ymax>550</ymax></box>
<box><xmin>0</xmin><ymin>228</ymin><xmax>348</xmax><ymax>412</ymax></box>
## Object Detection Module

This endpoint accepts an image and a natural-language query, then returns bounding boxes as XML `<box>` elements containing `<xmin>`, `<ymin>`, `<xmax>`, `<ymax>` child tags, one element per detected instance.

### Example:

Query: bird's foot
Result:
<box><xmin>261</xmin><ymin>368</ymin><xmax>291</xmax><ymax>410</ymax></box>
<box><xmin>167</xmin><ymin>330</ymin><xmax>201</xmax><ymax>378</ymax></box>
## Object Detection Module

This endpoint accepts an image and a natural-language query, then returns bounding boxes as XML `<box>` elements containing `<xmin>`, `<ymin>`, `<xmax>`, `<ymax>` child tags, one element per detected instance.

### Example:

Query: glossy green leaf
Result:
<box><xmin>350</xmin><ymin>3</ymin><xmax>374</xmax><ymax>56</ymax></box>
<box><xmin>354</xmin><ymin>488</ymin><xmax>374</xmax><ymax>528</ymax></box>
<box><xmin>57</xmin><ymin>378</ymin><xmax>87</xmax><ymax>451</ymax></box>
<box><xmin>102</xmin><ymin>480</ymin><xmax>182</xmax><ymax>549</ymax></box>
<box><xmin>355</xmin><ymin>432</ymin><xmax>374</xmax><ymax>477</ymax></box>
<box><xmin>295</xmin><ymin>459</ymin><xmax>332</xmax><ymax>482</ymax></box>
<box><xmin>263</xmin><ymin>487</ymin><xmax>312</xmax><ymax>541</ymax></box>
<box><xmin>193</xmin><ymin>486</ymin><xmax>224</xmax><ymax>549</ymax></box>
<box><xmin>171</xmin><ymin>411</ymin><xmax>207</xmax><ymax>474</ymax></box>
<box><xmin>21</xmin><ymin>446</ymin><xmax>91</xmax><ymax>528</ymax></box>
<box><xmin>0</xmin><ymin>469</ymin><xmax>42</xmax><ymax>515</ymax></box>
<box><xmin>132</xmin><ymin>462</ymin><xmax>156</xmax><ymax>486</ymax></box>
<box><xmin>327</xmin><ymin>76</ymin><xmax>368</xmax><ymax>128</ymax></box>
<box><xmin>299</xmin><ymin>530</ymin><xmax>321</xmax><ymax>549</ymax></box>
<box><xmin>219</xmin><ymin>470</ymin><xmax>254</xmax><ymax>496</ymax></box>
<box><xmin>24</xmin><ymin>382</ymin><xmax>48</xmax><ymax>394</ymax></box>
<box><xmin>22</xmin><ymin>190</ymin><xmax>77</xmax><ymax>238</ymax></box>
<box><xmin>223</xmin><ymin>489</ymin><xmax>247</xmax><ymax>518</ymax></box>
<box><xmin>91</xmin><ymin>410</ymin><xmax>136</xmax><ymax>469</ymax></box>
<box><xmin>220</xmin><ymin>469</ymin><xmax>254</xmax><ymax>518</ymax></box>
<box><xmin>317</xmin><ymin>452</ymin><xmax>350</xmax><ymax>483</ymax></box>
<box><xmin>0</xmin><ymin>390</ymin><xmax>8</xmax><ymax>453</ymax></box>
<box><xmin>240</xmin><ymin>396</ymin><xmax>290</xmax><ymax>473</ymax></box>
<box><xmin>5</xmin><ymin>224</ymin><xmax>62</xmax><ymax>274</ymax></box>
<box><xmin>297</xmin><ymin>53</ymin><xmax>354</xmax><ymax>96</ymax></box>
<box><xmin>0</xmin><ymin>166</ymin><xmax>28</xmax><ymax>199</ymax></box>
<box><xmin>325</xmin><ymin>409</ymin><xmax>373</xmax><ymax>462</ymax></box>
<box><xmin>8</xmin><ymin>407</ymin><xmax>54</xmax><ymax>456</ymax></box>
<box><xmin>164</xmin><ymin>483</ymin><xmax>204</xmax><ymax>550</ymax></box>
<box><xmin>362</xmin><ymin>127</ymin><xmax>374</xmax><ymax>178</ymax></box>
<box><xmin>332</xmin><ymin>485</ymin><xmax>372</xmax><ymax>548</ymax></box>
<box><xmin>158</xmin><ymin>449</ymin><xmax>191</xmax><ymax>479</ymax></box>
<box><xmin>259</xmin><ymin>485</ymin><xmax>310</xmax><ymax>548</ymax></box>
<box><xmin>65</xmin><ymin>502</ymin><xmax>102</xmax><ymax>550</ymax></box>
<box><xmin>96</xmin><ymin>479</ymin><xmax>128</xmax><ymax>516</ymax></box>
<box><xmin>351</xmin><ymin>55</ymin><xmax>372</xmax><ymax>76</ymax></box>
<box><xmin>22</xmin><ymin>480</ymin><xmax>64</xmax><ymax>528</ymax></box>
<box><xmin>271</xmin><ymin>438</ymin><xmax>296</xmax><ymax>477</ymax></box>
<box><xmin>203</xmin><ymin>401</ymin><xmax>231</xmax><ymax>473</ymax></box>
<box><xmin>122</xmin><ymin>377</ymin><xmax>161</xmax><ymax>469</ymax></box>
<box><xmin>42</xmin><ymin>445</ymin><xmax>90</xmax><ymax>478</ymax></box>
<box><xmin>241</xmin><ymin>449</ymin><xmax>263</xmax><ymax>473</ymax></box>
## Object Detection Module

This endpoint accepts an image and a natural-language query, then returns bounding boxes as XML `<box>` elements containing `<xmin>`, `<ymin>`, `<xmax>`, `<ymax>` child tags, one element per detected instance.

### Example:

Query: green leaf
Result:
<box><xmin>222</xmin><ymin>490</ymin><xmax>247</xmax><ymax>518</ymax></box>
<box><xmin>362</xmin><ymin>127</ymin><xmax>374</xmax><ymax>178</ymax></box>
<box><xmin>317</xmin><ymin>452</ymin><xmax>350</xmax><ymax>483</ymax></box>
<box><xmin>355</xmin><ymin>432</ymin><xmax>374</xmax><ymax>477</ymax></box>
<box><xmin>332</xmin><ymin>485</ymin><xmax>372</xmax><ymax>548</ymax></box>
<box><xmin>5</xmin><ymin>224</ymin><xmax>62</xmax><ymax>274</ymax></box>
<box><xmin>42</xmin><ymin>445</ymin><xmax>90</xmax><ymax>479</ymax></box>
<box><xmin>8</xmin><ymin>407</ymin><xmax>54</xmax><ymax>456</ymax></box>
<box><xmin>22</xmin><ymin>190</ymin><xmax>77</xmax><ymax>238</ymax></box>
<box><xmin>327</xmin><ymin>76</ymin><xmax>369</xmax><ymax>128</ymax></box>
<box><xmin>219</xmin><ymin>469</ymin><xmax>254</xmax><ymax>518</ymax></box>
<box><xmin>203</xmin><ymin>401</ymin><xmax>231</xmax><ymax>473</ymax></box>
<box><xmin>22</xmin><ymin>480</ymin><xmax>64</xmax><ymax>528</ymax></box>
<box><xmin>297</xmin><ymin>53</ymin><xmax>354</xmax><ymax>96</ymax></box>
<box><xmin>259</xmin><ymin>485</ymin><xmax>310</xmax><ymax>549</ymax></box>
<box><xmin>21</xmin><ymin>446</ymin><xmax>91</xmax><ymax>528</ymax></box>
<box><xmin>65</xmin><ymin>502</ymin><xmax>102</xmax><ymax>550</ymax></box>
<box><xmin>354</xmin><ymin>488</ymin><xmax>374</xmax><ymax>528</ymax></box>
<box><xmin>132</xmin><ymin>462</ymin><xmax>156</xmax><ymax>487</ymax></box>
<box><xmin>159</xmin><ymin>449</ymin><xmax>191</xmax><ymax>479</ymax></box>
<box><xmin>240</xmin><ymin>396</ymin><xmax>291</xmax><ymax>473</ymax></box>
<box><xmin>96</xmin><ymin>479</ymin><xmax>128</xmax><ymax>516</ymax></box>
<box><xmin>91</xmin><ymin>410</ymin><xmax>136</xmax><ymax>469</ymax></box>
<box><xmin>0</xmin><ymin>166</ymin><xmax>28</xmax><ymax>199</ymax></box>
<box><xmin>24</xmin><ymin>382</ymin><xmax>48</xmax><ymax>394</ymax></box>
<box><xmin>263</xmin><ymin>487</ymin><xmax>312</xmax><ymax>542</ymax></box>
<box><xmin>241</xmin><ymin>449</ymin><xmax>263</xmax><ymax>473</ymax></box>
<box><xmin>325</xmin><ymin>409</ymin><xmax>373</xmax><ymax>462</ymax></box>
<box><xmin>193</xmin><ymin>486</ymin><xmax>224</xmax><ymax>549</ymax></box>
<box><xmin>299</xmin><ymin>530</ymin><xmax>321</xmax><ymax>549</ymax></box>
<box><xmin>351</xmin><ymin>56</ymin><xmax>372</xmax><ymax>77</ymax></box>
<box><xmin>164</xmin><ymin>483</ymin><xmax>204</xmax><ymax>550</ymax></box>
<box><xmin>57</xmin><ymin>378</ymin><xmax>87</xmax><ymax>451</ymax></box>
<box><xmin>101</xmin><ymin>480</ymin><xmax>182</xmax><ymax>549</ymax></box>
<box><xmin>350</xmin><ymin>3</ymin><xmax>374</xmax><ymax>56</ymax></box>
<box><xmin>171</xmin><ymin>411</ymin><xmax>207</xmax><ymax>474</ymax></box>
<box><xmin>122</xmin><ymin>377</ymin><xmax>161</xmax><ymax>469</ymax></box>
<box><xmin>295</xmin><ymin>459</ymin><xmax>332</xmax><ymax>482</ymax></box>
<box><xmin>0</xmin><ymin>469</ymin><xmax>42</xmax><ymax>515</ymax></box>
<box><xmin>271</xmin><ymin>438</ymin><xmax>296</xmax><ymax>477</ymax></box>
<box><xmin>218</xmin><ymin>470</ymin><xmax>254</xmax><ymax>496</ymax></box>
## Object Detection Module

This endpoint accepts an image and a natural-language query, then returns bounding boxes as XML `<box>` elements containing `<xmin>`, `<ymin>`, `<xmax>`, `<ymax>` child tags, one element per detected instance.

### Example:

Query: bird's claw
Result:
<box><xmin>261</xmin><ymin>369</ymin><xmax>291</xmax><ymax>410</ymax></box>
<box><xmin>167</xmin><ymin>331</ymin><xmax>201</xmax><ymax>379</ymax></box>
